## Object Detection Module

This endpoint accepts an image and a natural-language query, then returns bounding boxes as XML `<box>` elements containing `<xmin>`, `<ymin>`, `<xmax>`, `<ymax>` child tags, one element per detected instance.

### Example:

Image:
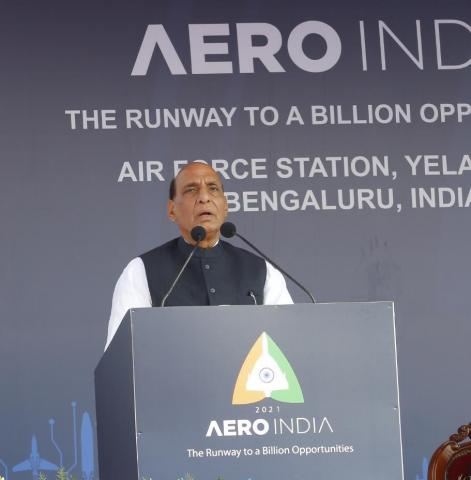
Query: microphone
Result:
<box><xmin>160</xmin><ymin>226</ymin><xmax>206</xmax><ymax>307</ymax></box>
<box><xmin>220</xmin><ymin>222</ymin><xmax>316</xmax><ymax>303</ymax></box>
<box><xmin>248</xmin><ymin>290</ymin><xmax>258</xmax><ymax>305</ymax></box>
<box><xmin>190</xmin><ymin>225</ymin><xmax>206</xmax><ymax>242</ymax></box>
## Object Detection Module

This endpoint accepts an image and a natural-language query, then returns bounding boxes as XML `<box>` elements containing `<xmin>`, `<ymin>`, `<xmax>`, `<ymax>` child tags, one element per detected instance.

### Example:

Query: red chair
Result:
<box><xmin>428</xmin><ymin>423</ymin><xmax>471</xmax><ymax>480</ymax></box>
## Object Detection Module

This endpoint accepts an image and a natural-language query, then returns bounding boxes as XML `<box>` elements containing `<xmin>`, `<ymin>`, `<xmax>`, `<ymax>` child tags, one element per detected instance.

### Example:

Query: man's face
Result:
<box><xmin>167</xmin><ymin>163</ymin><xmax>228</xmax><ymax>246</ymax></box>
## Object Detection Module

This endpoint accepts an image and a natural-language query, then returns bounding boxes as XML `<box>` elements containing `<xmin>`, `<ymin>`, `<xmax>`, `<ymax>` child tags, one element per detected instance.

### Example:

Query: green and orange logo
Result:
<box><xmin>232</xmin><ymin>332</ymin><xmax>304</xmax><ymax>405</ymax></box>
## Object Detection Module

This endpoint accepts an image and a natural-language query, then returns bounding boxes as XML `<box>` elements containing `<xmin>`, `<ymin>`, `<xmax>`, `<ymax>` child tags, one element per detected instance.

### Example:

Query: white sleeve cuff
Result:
<box><xmin>263</xmin><ymin>261</ymin><xmax>294</xmax><ymax>305</ymax></box>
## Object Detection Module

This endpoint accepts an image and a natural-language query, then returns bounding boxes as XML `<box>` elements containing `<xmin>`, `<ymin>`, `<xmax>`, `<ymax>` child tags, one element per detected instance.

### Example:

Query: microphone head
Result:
<box><xmin>220</xmin><ymin>222</ymin><xmax>236</xmax><ymax>238</ymax></box>
<box><xmin>191</xmin><ymin>226</ymin><xmax>206</xmax><ymax>242</ymax></box>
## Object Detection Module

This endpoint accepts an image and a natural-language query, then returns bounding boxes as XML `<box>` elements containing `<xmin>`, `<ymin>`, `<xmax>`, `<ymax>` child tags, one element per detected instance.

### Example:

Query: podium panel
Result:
<box><xmin>95</xmin><ymin>302</ymin><xmax>403</xmax><ymax>480</ymax></box>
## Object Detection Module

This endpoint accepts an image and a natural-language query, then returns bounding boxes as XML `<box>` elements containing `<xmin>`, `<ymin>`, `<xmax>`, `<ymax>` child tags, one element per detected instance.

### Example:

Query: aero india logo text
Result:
<box><xmin>232</xmin><ymin>332</ymin><xmax>304</xmax><ymax>404</ymax></box>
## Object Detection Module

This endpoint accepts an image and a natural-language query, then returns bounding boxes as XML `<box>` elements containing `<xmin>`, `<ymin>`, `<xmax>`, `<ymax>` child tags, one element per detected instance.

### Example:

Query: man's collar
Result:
<box><xmin>177</xmin><ymin>236</ymin><xmax>222</xmax><ymax>258</ymax></box>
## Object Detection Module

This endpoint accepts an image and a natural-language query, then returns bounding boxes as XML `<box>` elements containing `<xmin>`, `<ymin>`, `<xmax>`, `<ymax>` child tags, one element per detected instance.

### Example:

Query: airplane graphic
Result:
<box><xmin>80</xmin><ymin>412</ymin><xmax>94</xmax><ymax>480</ymax></box>
<box><xmin>246</xmin><ymin>332</ymin><xmax>289</xmax><ymax>397</ymax></box>
<box><xmin>233</xmin><ymin>331</ymin><xmax>304</xmax><ymax>404</ymax></box>
<box><xmin>12</xmin><ymin>435</ymin><xmax>58</xmax><ymax>480</ymax></box>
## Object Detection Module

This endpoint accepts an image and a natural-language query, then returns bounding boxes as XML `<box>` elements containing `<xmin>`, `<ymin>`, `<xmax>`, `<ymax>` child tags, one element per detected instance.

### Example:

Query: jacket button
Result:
<box><xmin>209</xmin><ymin>288</ymin><xmax>216</xmax><ymax>294</ymax></box>
<box><xmin>204</xmin><ymin>264</ymin><xmax>210</xmax><ymax>270</ymax></box>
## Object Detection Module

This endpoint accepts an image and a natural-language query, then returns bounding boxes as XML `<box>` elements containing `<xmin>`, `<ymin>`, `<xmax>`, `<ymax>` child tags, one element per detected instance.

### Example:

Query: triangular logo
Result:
<box><xmin>232</xmin><ymin>332</ymin><xmax>304</xmax><ymax>405</ymax></box>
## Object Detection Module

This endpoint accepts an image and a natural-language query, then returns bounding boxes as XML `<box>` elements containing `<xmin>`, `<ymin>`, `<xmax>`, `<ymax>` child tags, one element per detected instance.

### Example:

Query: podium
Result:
<box><xmin>95</xmin><ymin>302</ymin><xmax>403</xmax><ymax>480</ymax></box>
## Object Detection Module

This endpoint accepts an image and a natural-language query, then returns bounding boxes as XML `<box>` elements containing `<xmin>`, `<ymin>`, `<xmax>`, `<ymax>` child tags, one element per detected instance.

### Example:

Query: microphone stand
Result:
<box><xmin>161</xmin><ymin>226</ymin><xmax>206</xmax><ymax>307</ymax></box>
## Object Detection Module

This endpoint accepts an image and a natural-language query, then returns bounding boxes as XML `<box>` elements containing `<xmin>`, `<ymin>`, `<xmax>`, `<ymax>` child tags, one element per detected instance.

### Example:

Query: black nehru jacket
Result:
<box><xmin>140</xmin><ymin>237</ymin><xmax>266</xmax><ymax>306</ymax></box>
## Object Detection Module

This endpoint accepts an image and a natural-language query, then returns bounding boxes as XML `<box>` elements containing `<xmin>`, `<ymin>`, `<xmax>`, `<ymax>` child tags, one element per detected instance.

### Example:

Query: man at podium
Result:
<box><xmin>106</xmin><ymin>162</ymin><xmax>292</xmax><ymax>350</ymax></box>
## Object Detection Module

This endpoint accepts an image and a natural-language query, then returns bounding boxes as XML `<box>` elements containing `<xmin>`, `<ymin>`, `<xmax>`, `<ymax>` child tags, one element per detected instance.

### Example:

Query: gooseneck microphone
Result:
<box><xmin>160</xmin><ymin>226</ymin><xmax>206</xmax><ymax>307</ymax></box>
<box><xmin>220</xmin><ymin>222</ymin><xmax>316</xmax><ymax>303</ymax></box>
